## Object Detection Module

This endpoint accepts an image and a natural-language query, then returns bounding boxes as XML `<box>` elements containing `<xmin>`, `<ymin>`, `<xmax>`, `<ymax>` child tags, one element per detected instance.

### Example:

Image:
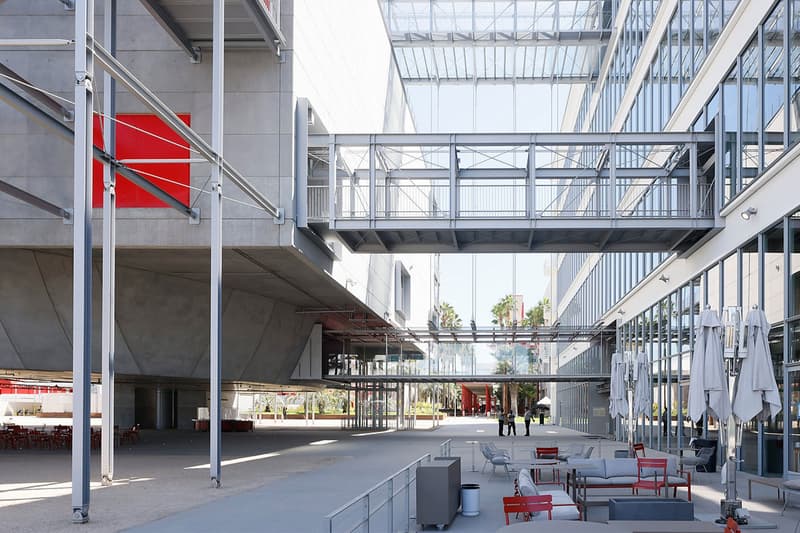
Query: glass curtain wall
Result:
<box><xmin>619</xmin><ymin>217</ymin><xmax>794</xmax><ymax>475</ymax></box>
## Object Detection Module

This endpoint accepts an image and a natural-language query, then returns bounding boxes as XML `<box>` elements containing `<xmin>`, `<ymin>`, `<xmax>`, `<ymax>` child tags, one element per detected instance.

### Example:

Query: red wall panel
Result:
<box><xmin>92</xmin><ymin>113</ymin><xmax>191</xmax><ymax>208</ymax></box>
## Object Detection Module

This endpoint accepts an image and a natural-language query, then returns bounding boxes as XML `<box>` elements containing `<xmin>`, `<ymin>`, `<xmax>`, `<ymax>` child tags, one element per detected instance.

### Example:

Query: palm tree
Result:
<box><xmin>523</xmin><ymin>297</ymin><xmax>551</xmax><ymax>327</ymax></box>
<box><xmin>491</xmin><ymin>294</ymin><xmax>515</xmax><ymax>328</ymax></box>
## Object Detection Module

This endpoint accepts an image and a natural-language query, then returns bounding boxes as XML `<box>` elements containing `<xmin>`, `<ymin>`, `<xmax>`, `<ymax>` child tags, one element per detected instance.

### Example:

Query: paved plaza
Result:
<box><xmin>1</xmin><ymin>417</ymin><xmax>798</xmax><ymax>532</ymax></box>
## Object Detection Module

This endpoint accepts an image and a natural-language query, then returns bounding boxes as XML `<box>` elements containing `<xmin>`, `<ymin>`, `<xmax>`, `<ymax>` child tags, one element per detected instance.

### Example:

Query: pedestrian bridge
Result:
<box><xmin>298</xmin><ymin>131</ymin><xmax>719</xmax><ymax>253</ymax></box>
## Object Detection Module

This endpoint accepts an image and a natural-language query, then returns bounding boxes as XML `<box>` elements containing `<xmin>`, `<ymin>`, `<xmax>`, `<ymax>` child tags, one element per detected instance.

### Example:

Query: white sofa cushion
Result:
<box><xmin>533</xmin><ymin>490</ymin><xmax>580</xmax><ymax>521</ymax></box>
<box><xmin>567</xmin><ymin>458</ymin><xmax>606</xmax><ymax>478</ymax></box>
<box><xmin>605</xmin><ymin>458</ymin><xmax>638</xmax><ymax>478</ymax></box>
<box><xmin>518</xmin><ymin>469</ymin><xmax>539</xmax><ymax>496</ymax></box>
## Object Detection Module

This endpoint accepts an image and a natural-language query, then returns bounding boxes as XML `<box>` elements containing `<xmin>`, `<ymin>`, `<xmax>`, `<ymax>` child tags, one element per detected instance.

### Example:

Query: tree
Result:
<box><xmin>440</xmin><ymin>301</ymin><xmax>462</xmax><ymax>329</ymax></box>
<box><xmin>523</xmin><ymin>297</ymin><xmax>551</xmax><ymax>327</ymax></box>
<box><xmin>491</xmin><ymin>294</ymin><xmax>515</xmax><ymax>328</ymax></box>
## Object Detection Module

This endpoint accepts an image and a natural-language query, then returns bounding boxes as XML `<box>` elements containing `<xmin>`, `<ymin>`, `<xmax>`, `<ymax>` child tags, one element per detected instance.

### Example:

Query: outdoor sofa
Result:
<box><xmin>566</xmin><ymin>457</ymin><xmax>692</xmax><ymax>500</ymax></box>
<box><xmin>515</xmin><ymin>467</ymin><xmax>582</xmax><ymax>520</ymax></box>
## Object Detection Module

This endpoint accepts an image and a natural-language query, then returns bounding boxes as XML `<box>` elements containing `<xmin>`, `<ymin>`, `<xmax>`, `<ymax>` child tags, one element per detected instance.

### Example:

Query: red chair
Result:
<box><xmin>503</xmin><ymin>494</ymin><xmax>552</xmax><ymax>524</ymax></box>
<box><xmin>632</xmin><ymin>458</ymin><xmax>668</xmax><ymax>496</ymax></box>
<box><xmin>633</xmin><ymin>442</ymin><xmax>646</xmax><ymax>457</ymax></box>
<box><xmin>535</xmin><ymin>447</ymin><xmax>560</xmax><ymax>484</ymax></box>
<box><xmin>120</xmin><ymin>424</ymin><xmax>140</xmax><ymax>445</ymax></box>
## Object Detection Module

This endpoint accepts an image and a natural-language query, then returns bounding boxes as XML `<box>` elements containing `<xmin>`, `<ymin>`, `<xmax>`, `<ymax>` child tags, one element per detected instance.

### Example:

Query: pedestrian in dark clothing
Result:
<box><xmin>498</xmin><ymin>411</ymin><xmax>505</xmax><ymax>437</ymax></box>
<box><xmin>524</xmin><ymin>408</ymin><xmax>532</xmax><ymax>436</ymax></box>
<box><xmin>662</xmin><ymin>407</ymin><xmax>669</xmax><ymax>436</ymax></box>
<box><xmin>507</xmin><ymin>410</ymin><xmax>517</xmax><ymax>436</ymax></box>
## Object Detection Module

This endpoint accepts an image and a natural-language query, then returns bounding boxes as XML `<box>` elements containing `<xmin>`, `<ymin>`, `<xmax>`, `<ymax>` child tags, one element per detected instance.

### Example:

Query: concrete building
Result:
<box><xmin>0</xmin><ymin>0</ymin><xmax>436</xmax><ymax>431</ymax></box>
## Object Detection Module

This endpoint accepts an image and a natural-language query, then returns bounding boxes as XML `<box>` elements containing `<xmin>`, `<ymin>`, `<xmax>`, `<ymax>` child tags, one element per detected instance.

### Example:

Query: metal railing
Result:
<box><xmin>439</xmin><ymin>439</ymin><xmax>452</xmax><ymax>457</ymax></box>
<box><xmin>324</xmin><ymin>453</ymin><xmax>432</xmax><ymax>533</ymax></box>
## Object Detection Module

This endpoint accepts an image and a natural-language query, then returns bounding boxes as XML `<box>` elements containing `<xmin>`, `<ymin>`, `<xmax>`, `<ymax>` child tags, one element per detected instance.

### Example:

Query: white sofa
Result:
<box><xmin>516</xmin><ymin>468</ymin><xmax>581</xmax><ymax>520</ymax></box>
<box><xmin>566</xmin><ymin>457</ymin><xmax>692</xmax><ymax>500</ymax></box>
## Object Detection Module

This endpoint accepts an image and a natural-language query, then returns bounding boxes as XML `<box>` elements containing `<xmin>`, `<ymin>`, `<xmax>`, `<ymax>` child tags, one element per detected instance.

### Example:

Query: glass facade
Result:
<box><xmin>556</xmin><ymin>1</ymin><xmax>800</xmax><ymax>476</ymax></box>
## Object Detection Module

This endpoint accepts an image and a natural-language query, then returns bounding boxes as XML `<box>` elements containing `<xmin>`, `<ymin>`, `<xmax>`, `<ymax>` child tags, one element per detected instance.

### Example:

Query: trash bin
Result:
<box><xmin>691</xmin><ymin>438</ymin><xmax>717</xmax><ymax>473</ymax></box>
<box><xmin>461</xmin><ymin>483</ymin><xmax>480</xmax><ymax>517</ymax></box>
<box><xmin>539</xmin><ymin>413</ymin><xmax>545</xmax><ymax>425</ymax></box>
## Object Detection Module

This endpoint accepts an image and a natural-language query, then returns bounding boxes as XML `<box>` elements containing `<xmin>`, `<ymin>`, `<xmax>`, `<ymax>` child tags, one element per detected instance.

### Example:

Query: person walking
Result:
<box><xmin>662</xmin><ymin>407</ymin><xmax>669</xmax><ymax>436</ymax></box>
<box><xmin>498</xmin><ymin>411</ymin><xmax>505</xmax><ymax>437</ymax></box>
<box><xmin>524</xmin><ymin>407</ymin><xmax>532</xmax><ymax>436</ymax></box>
<box><xmin>507</xmin><ymin>410</ymin><xmax>517</xmax><ymax>436</ymax></box>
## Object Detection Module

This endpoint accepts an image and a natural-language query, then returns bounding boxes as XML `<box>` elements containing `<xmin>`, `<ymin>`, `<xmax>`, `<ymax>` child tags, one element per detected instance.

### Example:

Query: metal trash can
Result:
<box><xmin>539</xmin><ymin>413</ymin><xmax>545</xmax><ymax>425</ymax></box>
<box><xmin>461</xmin><ymin>483</ymin><xmax>480</xmax><ymax>517</ymax></box>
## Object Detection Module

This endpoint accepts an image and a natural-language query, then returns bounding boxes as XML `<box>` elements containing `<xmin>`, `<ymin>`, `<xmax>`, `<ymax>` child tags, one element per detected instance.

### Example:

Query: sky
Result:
<box><xmin>438</xmin><ymin>253</ymin><xmax>549</xmax><ymax>327</ymax></box>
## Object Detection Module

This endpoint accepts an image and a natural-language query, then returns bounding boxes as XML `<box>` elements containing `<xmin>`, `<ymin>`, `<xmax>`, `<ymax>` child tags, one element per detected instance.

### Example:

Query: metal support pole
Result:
<box><xmin>100</xmin><ymin>0</ymin><xmax>117</xmax><ymax>488</ymax></box>
<box><xmin>689</xmin><ymin>141</ymin><xmax>698</xmax><ymax>217</ymax></box>
<box><xmin>72</xmin><ymin>0</ymin><xmax>94</xmax><ymax>523</ymax></box>
<box><xmin>608</xmin><ymin>143</ymin><xmax>617</xmax><ymax>219</ymax></box>
<box><xmin>527</xmin><ymin>143</ymin><xmax>535</xmax><ymax>218</ymax></box>
<box><xmin>209</xmin><ymin>0</ymin><xmax>224</xmax><ymax>489</ymax></box>
<box><xmin>449</xmin><ymin>137</ymin><xmax>458</xmax><ymax>219</ymax></box>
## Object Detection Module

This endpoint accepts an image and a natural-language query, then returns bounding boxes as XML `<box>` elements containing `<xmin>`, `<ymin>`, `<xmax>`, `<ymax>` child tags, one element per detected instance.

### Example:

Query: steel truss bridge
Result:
<box><xmin>298</xmin><ymin>129</ymin><xmax>720</xmax><ymax>254</ymax></box>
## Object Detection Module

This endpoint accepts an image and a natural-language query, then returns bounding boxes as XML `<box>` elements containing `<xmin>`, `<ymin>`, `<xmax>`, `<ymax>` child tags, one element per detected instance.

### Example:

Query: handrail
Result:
<box><xmin>324</xmin><ymin>453</ymin><xmax>431</xmax><ymax>533</ymax></box>
<box><xmin>439</xmin><ymin>439</ymin><xmax>452</xmax><ymax>457</ymax></box>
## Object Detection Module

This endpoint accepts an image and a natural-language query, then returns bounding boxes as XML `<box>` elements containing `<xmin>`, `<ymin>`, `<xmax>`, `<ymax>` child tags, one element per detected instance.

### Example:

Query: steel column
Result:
<box><xmin>608</xmin><ymin>143</ymin><xmax>617</xmax><ymax>219</ymax></box>
<box><xmin>784</xmin><ymin>217</ymin><xmax>791</xmax><ymax>475</ymax></box>
<box><xmin>369</xmin><ymin>138</ymin><xmax>376</xmax><ymax>220</ymax></box>
<box><xmin>449</xmin><ymin>137</ymin><xmax>457</xmax><ymax>219</ymax></box>
<box><xmin>689</xmin><ymin>141</ymin><xmax>697</xmax><ymax>217</ymax></box>
<box><xmin>71</xmin><ymin>0</ymin><xmax>93</xmax><ymax>523</ymax></box>
<box><xmin>328</xmin><ymin>137</ymin><xmax>336</xmax><ymax>225</ymax></box>
<box><xmin>100</xmin><ymin>0</ymin><xmax>117</xmax><ymax>488</ymax></box>
<box><xmin>209</xmin><ymin>0</ymin><xmax>224</xmax><ymax>489</ymax></box>
<box><xmin>527</xmin><ymin>143</ymin><xmax>535</xmax><ymax>218</ymax></box>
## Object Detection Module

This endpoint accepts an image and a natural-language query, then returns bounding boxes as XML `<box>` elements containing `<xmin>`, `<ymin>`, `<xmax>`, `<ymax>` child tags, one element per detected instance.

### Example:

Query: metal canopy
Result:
<box><xmin>138</xmin><ymin>0</ymin><xmax>286</xmax><ymax>57</ymax></box>
<box><xmin>324</xmin><ymin>325</ymin><xmax>614</xmax><ymax>345</ymax></box>
<box><xmin>383</xmin><ymin>0</ymin><xmax>611</xmax><ymax>82</ymax></box>
<box><xmin>324</xmin><ymin>374</ymin><xmax>610</xmax><ymax>383</ymax></box>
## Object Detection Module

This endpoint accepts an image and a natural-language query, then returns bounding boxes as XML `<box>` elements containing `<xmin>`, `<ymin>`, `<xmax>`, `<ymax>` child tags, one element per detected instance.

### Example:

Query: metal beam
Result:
<box><xmin>391</xmin><ymin>30</ymin><xmax>612</xmax><ymax>47</ymax></box>
<box><xmin>137</xmin><ymin>0</ymin><xmax>200</xmax><ymax>62</ymax></box>
<box><xmin>0</xmin><ymin>62</ymin><xmax>73</xmax><ymax>120</ymax></box>
<box><xmin>402</xmin><ymin>74</ymin><xmax>599</xmax><ymax>84</ymax></box>
<box><xmin>71</xmin><ymin>0</ymin><xmax>93</xmax><ymax>523</ymax></box>
<box><xmin>209</xmin><ymin>0</ymin><xmax>224</xmax><ymax>490</ymax></box>
<box><xmin>322</xmin><ymin>374</ymin><xmax>611</xmax><ymax>384</ymax></box>
<box><xmin>308</xmin><ymin>132</ymin><xmax>715</xmax><ymax>147</ymax></box>
<box><xmin>0</xmin><ymin>180</ymin><xmax>71</xmax><ymax>219</ymax></box>
<box><xmin>239</xmin><ymin>0</ymin><xmax>287</xmax><ymax>53</ymax></box>
<box><xmin>91</xmin><ymin>42</ymin><xmax>282</xmax><ymax>219</ymax></box>
<box><xmin>100</xmin><ymin>0</ymin><xmax>116</xmax><ymax>489</ymax></box>
<box><xmin>0</xmin><ymin>81</ymin><xmax>195</xmax><ymax>219</ymax></box>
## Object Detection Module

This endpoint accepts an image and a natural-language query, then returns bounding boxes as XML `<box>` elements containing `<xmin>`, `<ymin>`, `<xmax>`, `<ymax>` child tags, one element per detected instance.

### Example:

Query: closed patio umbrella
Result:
<box><xmin>733</xmin><ymin>308</ymin><xmax>781</xmax><ymax>423</ymax></box>
<box><xmin>609</xmin><ymin>352</ymin><xmax>628</xmax><ymax>419</ymax></box>
<box><xmin>632</xmin><ymin>351</ymin><xmax>651</xmax><ymax>418</ymax></box>
<box><xmin>688</xmin><ymin>308</ymin><xmax>731</xmax><ymax>423</ymax></box>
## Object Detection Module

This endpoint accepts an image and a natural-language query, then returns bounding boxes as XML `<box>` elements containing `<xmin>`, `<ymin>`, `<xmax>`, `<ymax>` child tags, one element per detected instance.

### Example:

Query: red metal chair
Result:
<box><xmin>535</xmin><ymin>447</ymin><xmax>560</xmax><ymax>483</ymax></box>
<box><xmin>632</xmin><ymin>457</ymin><xmax>668</xmax><ymax>496</ymax></box>
<box><xmin>633</xmin><ymin>442</ymin><xmax>646</xmax><ymax>457</ymax></box>
<box><xmin>503</xmin><ymin>494</ymin><xmax>553</xmax><ymax>524</ymax></box>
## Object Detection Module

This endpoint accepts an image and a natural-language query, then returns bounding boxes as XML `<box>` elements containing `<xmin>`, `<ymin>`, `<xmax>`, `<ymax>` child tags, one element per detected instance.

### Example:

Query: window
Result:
<box><xmin>394</xmin><ymin>261</ymin><xmax>411</xmax><ymax>321</ymax></box>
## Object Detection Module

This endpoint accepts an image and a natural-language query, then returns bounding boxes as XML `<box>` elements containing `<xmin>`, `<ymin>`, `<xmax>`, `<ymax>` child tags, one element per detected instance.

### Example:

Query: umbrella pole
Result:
<box><xmin>627</xmin><ymin>386</ymin><xmax>635</xmax><ymax>457</ymax></box>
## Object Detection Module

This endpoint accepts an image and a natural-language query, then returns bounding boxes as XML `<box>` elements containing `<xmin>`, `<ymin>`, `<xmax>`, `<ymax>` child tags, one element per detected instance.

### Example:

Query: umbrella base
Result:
<box><xmin>717</xmin><ymin>499</ymin><xmax>747</xmax><ymax>525</ymax></box>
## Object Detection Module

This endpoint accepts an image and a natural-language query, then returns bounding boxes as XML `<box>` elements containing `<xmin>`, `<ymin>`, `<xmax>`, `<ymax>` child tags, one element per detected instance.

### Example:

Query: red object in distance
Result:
<box><xmin>92</xmin><ymin>113</ymin><xmax>191</xmax><ymax>208</ymax></box>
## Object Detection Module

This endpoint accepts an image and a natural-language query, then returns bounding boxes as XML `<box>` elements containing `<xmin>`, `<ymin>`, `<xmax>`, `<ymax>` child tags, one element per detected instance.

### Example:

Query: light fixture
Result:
<box><xmin>740</xmin><ymin>207</ymin><xmax>757</xmax><ymax>220</ymax></box>
<box><xmin>658</xmin><ymin>274</ymin><xmax>669</xmax><ymax>283</ymax></box>
<box><xmin>617</xmin><ymin>309</ymin><xmax>626</xmax><ymax>315</ymax></box>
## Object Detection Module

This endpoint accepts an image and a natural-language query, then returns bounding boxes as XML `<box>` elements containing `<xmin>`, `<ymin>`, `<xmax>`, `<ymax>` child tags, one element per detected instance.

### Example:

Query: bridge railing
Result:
<box><xmin>305</xmin><ymin>133</ymin><xmax>717</xmax><ymax>224</ymax></box>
